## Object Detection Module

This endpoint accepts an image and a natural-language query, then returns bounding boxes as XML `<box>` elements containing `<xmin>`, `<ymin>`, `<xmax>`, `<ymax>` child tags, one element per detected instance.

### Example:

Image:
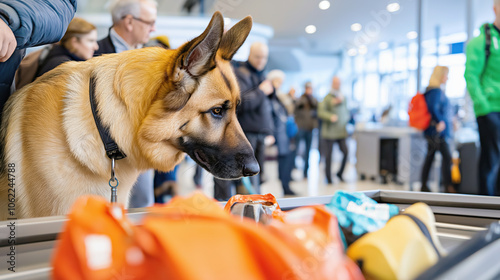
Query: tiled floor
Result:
<box><xmin>176</xmin><ymin>146</ymin><xmax>409</xmax><ymax>200</ymax></box>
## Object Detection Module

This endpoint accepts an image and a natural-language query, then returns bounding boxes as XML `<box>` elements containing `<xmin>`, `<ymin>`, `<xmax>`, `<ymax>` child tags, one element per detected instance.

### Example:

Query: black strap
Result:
<box><xmin>402</xmin><ymin>213</ymin><xmax>441</xmax><ymax>258</ymax></box>
<box><xmin>482</xmin><ymin>23</ymin><xmax>492</xmax><ymax>78</ymax></box>
<box><xmin>89</xmin><ymin>76</ymin><xmax>127</xmax><ymax>160</ymax></box>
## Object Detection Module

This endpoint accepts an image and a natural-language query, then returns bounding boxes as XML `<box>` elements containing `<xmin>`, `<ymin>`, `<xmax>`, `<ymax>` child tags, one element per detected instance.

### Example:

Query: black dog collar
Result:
<box><xmin>89</xmin><ymin>76</ymin><xmax>127</xmax><ymax>160</ymax></box>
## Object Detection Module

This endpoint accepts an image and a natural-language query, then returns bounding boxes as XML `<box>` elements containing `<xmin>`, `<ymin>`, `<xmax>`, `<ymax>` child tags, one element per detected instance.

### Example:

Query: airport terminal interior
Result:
<box><xmin>1</xmin><ymin>0</ymin><xmax>500</xmax><ymax>279</ymax></box>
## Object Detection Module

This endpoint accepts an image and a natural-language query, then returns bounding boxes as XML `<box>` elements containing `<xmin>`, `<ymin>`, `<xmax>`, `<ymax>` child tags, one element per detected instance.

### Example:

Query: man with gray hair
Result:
<box><xmin>94</xmin><ymin>0</ymin><xmax>157</xmax><ymax>208</ymax></box>
<box><xmin>94</xmin><ymin>0</ymin><xmax>157</xmax><ymax>55</ymax></box>
<box><xmin>464</xmin><ymin>0</ymin><xmax>500</xmax><ymax>196</ymax></box>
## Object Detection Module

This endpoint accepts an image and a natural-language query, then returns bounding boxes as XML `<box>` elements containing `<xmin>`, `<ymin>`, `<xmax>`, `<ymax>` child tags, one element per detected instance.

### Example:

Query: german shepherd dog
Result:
<box><xmin>0</xmin><ymin>12</ymin><xmax>259</xmax><ymax>220</ymax></box>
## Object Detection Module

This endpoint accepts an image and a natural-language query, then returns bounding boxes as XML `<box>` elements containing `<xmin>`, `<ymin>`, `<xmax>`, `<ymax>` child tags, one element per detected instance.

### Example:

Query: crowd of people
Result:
<box><xmin>1</xmin><ymin>0</ymin><xmax>499</xmax><ymax>205</ymax></box>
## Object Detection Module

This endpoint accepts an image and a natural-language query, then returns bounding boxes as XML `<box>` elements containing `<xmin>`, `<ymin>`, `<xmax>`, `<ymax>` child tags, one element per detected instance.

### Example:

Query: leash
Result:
<box><xmin>89</xmin><ymin>76</ymin><xmax>127</xmax><ymax>203</ymax></box>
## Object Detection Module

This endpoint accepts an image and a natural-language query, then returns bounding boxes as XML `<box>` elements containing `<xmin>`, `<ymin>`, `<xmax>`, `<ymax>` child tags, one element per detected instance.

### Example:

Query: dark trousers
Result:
<box><xmin>245</xmin><ymin>133</ymin><xmax>265</xmax><ymax>188</ymax></box>
<box><xmin>477</xmin><ymin>112</ymin><xmax>500</xmax><ymax>196</ymax></box>
<box><xmin>213</xmin><ymin>132</ymin><xmax>265</xmax><ymax>201</ymax></box>
<box><xmin>193</xmin><ymin>164</ymin><xmax>203</xmax><ymax>186</ymax></box>
<box><xmin>421</xmin><ymin>136</ymin><xmax>452</xmax><ymax>191</ymax></box>
<box><xmin>213</xmin><ymin>178</ymin><xmax>236</xmax><ymax>201</ymax></box>
<box><xmin>322</xmin><ymin>138</ymin><xmax>348</xmax><ymax>183</ymax></box>
<box><xmin>278</xmin><ymin>152</ymin><xmax>294</xmax><ymax>193</ymax></box>
<box><xmin>296</xmin><ymin>129</ymin><xmax>313</xmax><ymax>177</ymax></box>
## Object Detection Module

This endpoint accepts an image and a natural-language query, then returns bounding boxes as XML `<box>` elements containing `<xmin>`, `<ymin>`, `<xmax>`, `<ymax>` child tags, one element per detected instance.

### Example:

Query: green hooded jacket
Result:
<box><xmin>318</xmin><ymin>91</ymin><xmax>349</xmax><ymax>140</ymax></box>
<box><xmin>465</xmin><ymin>23</ymin><xmax>500</xmax><ymax>117</ymax></box>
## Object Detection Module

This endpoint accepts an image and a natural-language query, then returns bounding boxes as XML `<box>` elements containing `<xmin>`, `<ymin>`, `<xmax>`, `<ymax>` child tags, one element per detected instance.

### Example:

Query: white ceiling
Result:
<box><xmin>78</xmin><ymin>0</ymin><xmax>497</xmax><ymax>54</ymax></box>
<box><xmin>210</xmin><ymin>0</ymin><xmax>496</xmax><ymax>54</ymax></box>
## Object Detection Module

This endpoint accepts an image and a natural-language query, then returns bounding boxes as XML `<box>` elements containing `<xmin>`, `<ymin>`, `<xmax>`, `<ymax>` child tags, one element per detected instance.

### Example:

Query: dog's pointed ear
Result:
<box><xmin>218</xmin><ymin>16</ymin><xmax>253</xmax><ymax>61</ymax></box>
<box><xmin>179</xmin><ymin>11</ymin><xmax>224</xmax><ymax>76</ymax></box>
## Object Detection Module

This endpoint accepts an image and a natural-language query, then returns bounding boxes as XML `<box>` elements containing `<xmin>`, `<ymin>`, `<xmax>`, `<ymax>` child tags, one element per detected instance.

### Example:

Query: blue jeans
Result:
<box><xmin>278</xmin><ymin>152</ymin><xmax>294</xmax><ymax>193</ymax></box>
<box><xmin>477</xmin><ymin>112</ymin><xmax>500</xmax><ymax>196</ymax></box>
<box><xmin>296</xmin><ymin>129</ymin><xmax>313</xmax><ymax>177</ymax></box>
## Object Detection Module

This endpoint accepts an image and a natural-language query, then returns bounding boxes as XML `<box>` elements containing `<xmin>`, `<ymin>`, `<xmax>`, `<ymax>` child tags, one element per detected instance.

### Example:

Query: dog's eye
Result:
<box><xmin>211</xmin><ymin>108</ymin><xmax>223</xmax><ymax>117</ymax></box>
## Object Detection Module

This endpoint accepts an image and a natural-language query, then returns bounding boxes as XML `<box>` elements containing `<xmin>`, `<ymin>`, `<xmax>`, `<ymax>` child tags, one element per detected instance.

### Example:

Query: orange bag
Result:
<box><xmin>52</xmin><ymin>193</ymin><xmax>364</xmax><ymax>280</ymax></box>
<box><xmin>224</xmin><ymin>193</ymin><xmax>285</xmax><ymax>221</ymax></box>
<box><xmin>408</xmin><ymin>92</ymin><xmax>431</xmax><ymax>130</ymax></box>
<box><xmin>51</xmin><ymin>196</ymin><xmax>152</xmax><ymax>280</ymax></box>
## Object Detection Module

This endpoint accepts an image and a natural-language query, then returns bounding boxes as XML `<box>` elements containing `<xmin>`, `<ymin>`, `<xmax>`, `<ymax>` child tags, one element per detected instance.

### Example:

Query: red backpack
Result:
<box><xmin>408</xmin><ymin>92</ymin><xmax>431</xmax><ymax>130</ymax></box>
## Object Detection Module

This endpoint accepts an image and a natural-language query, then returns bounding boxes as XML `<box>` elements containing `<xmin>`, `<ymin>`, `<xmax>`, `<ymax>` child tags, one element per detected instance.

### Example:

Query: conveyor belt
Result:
<box><xmin>1</xmin><ymin>190</ymin><xmax>499</xmax><ymax>280</ymax></box>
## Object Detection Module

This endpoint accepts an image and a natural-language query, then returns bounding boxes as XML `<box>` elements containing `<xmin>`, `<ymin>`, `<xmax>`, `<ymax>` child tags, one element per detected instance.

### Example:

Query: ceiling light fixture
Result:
<box><xmin>305</xmin><ymin>25</ymin><xmax>317</xmax><ymax>34</ymax></box>
<box><xmin>407</xmin><ymin>31</ymin><xmax>418</xmax><ymax>40</ymax></box>
<box><xmin>351</xmin><ymin>23</ymin><xmax>362</xmax><ymax>32</ymax></box>
<box><xmin>387</xmin><ymin>2</ymin><xmax>400</xmax><ymax>13</ymax></box>
<box><xmin>319</xmin><ymin>0</ymin><xmax>330</xmax><ymax>10</ymax></box>
<box><xmin>378</xmin><ymin>42</ymin><xmax>389</xmax><ymax>50</ymax></box>
<box><xmin>358</xmin><ymin>45</ymin><xmax>368</xmax><ymax>55</ymax></box>
<box><xmin>347</xmin><ymin>48</ymin><xmax>358</xmax><ymax>56</ymax></box>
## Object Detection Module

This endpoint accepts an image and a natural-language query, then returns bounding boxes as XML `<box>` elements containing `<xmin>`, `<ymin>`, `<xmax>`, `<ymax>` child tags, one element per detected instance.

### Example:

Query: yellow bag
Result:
<box><xmin>451</xmin><ymin>157</ymin><xmax>461</xmax><ymax>184</ymax></box>
<box><xmin>347</xmin><ymin>202</ymin><xmax>446</xmax><ymax>280</ymax></box>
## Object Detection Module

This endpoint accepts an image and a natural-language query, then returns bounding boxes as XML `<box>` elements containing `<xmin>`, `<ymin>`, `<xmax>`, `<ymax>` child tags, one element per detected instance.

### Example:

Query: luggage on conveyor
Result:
<box><xmin>52</xmin><ymin>193</ymin><xmax>364</xmax><ymax>280</ymax></box>
<box><xmin>415</xmin><ymin>221</ymin><xmax>500</xmax><ymax>280</ymax></box>
<box><xmin>346</xmin><ymin>202</ymin><xmax>446</xmax><ymax>280</ymax></box>
<box><xmin>325</xmin><ymin>190</ymin><xmax>399</xmax><ymax>248</ymax></box>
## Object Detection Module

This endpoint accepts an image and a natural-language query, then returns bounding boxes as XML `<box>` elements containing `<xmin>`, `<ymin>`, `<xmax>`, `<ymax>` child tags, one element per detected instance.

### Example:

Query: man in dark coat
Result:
<box><xmin>94</xmin><ymin>0</ymin><xmax>157</xmax><ymax>56</ymax></box>
<box><xmin>213</xmin><ymin>42</ymin><xmax>275</xmax><ymax>200</ymax></box>
<box><xmin>0</xmin><ymin>0</ymin><xmax>77</xmax><ymax>122</ymax></box>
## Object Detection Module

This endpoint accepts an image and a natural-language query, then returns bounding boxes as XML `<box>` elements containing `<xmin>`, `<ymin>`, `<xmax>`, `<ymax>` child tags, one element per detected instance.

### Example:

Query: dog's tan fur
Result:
<box><xmin>0</xmin><ymin>12</ymin><xmax>257</xmax><ymax>220</ymax></box>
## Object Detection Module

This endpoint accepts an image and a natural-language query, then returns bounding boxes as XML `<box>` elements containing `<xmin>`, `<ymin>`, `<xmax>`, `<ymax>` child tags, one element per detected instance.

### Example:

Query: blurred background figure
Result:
<box><xmin>421</xmin><ymin>66</ymin><xmax>456</xmax><ymax>193</ymax></box>
<box><xmin>318</xmin><ymin>76</ymin><xmax>349</xmax><ymax>185</ymax></box>
<box><xmin>267</xmin><ymin>69</ymin><xmax>297</xmax><ymax>196</ymax></box>
<box><xmin>36</xmin><ymin>18</ymin><xmax>98</xmax><ymax>77</ymax></box>
<box><xmin>465</xmin><ymin>0</ymin><xmax>500</xmax><ymax>196</ymax></box>
<box><xmin>294</xmin><ymin>81</ymin><xmax>318</xmax><ymax>179</ymax></box>
<box><xmin>278</xmin><ymin>86</ymin><xmax>296</xmax><ymax>115</ymax></box>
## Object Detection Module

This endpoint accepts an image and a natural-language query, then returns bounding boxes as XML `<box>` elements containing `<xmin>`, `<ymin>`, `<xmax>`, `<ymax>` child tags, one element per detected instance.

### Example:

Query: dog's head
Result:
<box><xmin>137</xmin><ymin>12</ymin><xmax>259</xmax><ymax>179</ymax></box>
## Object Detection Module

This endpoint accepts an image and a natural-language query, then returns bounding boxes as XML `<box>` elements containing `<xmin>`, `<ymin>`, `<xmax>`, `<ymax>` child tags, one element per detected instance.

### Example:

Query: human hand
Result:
<box><xmin>259</xmin><ymin>80</ymin><xmax>274</xmax><ymax>95</ymax></box>
<box><xmin>436</xmin><ymin>121</ymin><xmax>446</xmax><ymax>133</ymax></box>
<box><xmin>264</xmin><ymin>135</ymin><xmax>275</xmax><ymax>146</ymax></box>
<box><xmin>331</xmin><ymin>98</ymin><xmax>341</xmax><ymax>105</ymax></box>
<box><xmin>0</xmin><ymin>20</ymin><xmax>16</xmax><ymax>62</ymax></box>
<box><xmin>330</xmin><ymin>114</ymin><xmax>338</xmax><ymax>122</ymax></box>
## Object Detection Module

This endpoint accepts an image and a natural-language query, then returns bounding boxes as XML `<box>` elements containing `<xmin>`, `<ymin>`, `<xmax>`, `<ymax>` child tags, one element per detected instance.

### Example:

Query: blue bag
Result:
<box><xmin>286</xmin><ymin>116</ymin><xmax>298</xmax><ymax>138</ymax></box>
<box><xmin>326</xmin><ymin>190</ymin><xmax>400</xmax><ymax>249</ymax></box>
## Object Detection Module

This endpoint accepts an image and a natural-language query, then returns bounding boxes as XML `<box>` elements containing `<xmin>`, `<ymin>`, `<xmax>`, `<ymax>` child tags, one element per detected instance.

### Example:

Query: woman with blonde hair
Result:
<box><xmin>36</xmin><ymin>17</ymin><xmax>99</xmax><ymax>77</ymax></box>
<box><xmin>421</xmin><ymin>65</ymin><xmax>456</xmax><ymax>193</ymax></box>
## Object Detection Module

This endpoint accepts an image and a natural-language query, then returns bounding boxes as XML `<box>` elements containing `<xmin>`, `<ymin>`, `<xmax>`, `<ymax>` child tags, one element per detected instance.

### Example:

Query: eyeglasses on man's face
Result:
<box><xmin>122</xmin><ymin>15</ymin><xmax>156</xmax><ymax>27</ymax></box>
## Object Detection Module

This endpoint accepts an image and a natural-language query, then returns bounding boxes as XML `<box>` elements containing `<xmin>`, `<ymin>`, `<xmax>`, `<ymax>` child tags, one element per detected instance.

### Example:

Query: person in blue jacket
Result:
<box><xmin>421</xmin><ymin>66</ymin><xmax>456</xmax><ymax>193</ymax></box>
<box><xmin>0</xmin><ymin>0</ymin><xmax>77</xmax><ymax>122</ymax></box>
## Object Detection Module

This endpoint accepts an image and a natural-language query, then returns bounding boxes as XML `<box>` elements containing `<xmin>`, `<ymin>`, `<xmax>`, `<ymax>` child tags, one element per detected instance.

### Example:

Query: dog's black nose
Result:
<box><xmin>242</xmin><ymin>160</ymin><xmax>260</xmax><ymax>177</ymax></box>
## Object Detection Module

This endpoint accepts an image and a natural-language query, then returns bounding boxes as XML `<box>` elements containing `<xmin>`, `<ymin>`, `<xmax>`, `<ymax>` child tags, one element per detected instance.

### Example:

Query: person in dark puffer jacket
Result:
<box><xmin>0</xmin><ymin>0</ymin><xmax>77</xmax><ymax>122</ymax></box>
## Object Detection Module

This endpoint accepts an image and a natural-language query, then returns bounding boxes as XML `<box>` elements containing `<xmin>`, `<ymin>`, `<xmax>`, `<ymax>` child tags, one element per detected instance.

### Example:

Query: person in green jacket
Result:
<box><xmin>318</xmin><ymin>77</ymin><xmax>350</xmax><ymax>184</ymax></box>
<box><xmin>464</xmin><ymin>0</ymin><xmax>500</xmax><ymax>196</ymax></box>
